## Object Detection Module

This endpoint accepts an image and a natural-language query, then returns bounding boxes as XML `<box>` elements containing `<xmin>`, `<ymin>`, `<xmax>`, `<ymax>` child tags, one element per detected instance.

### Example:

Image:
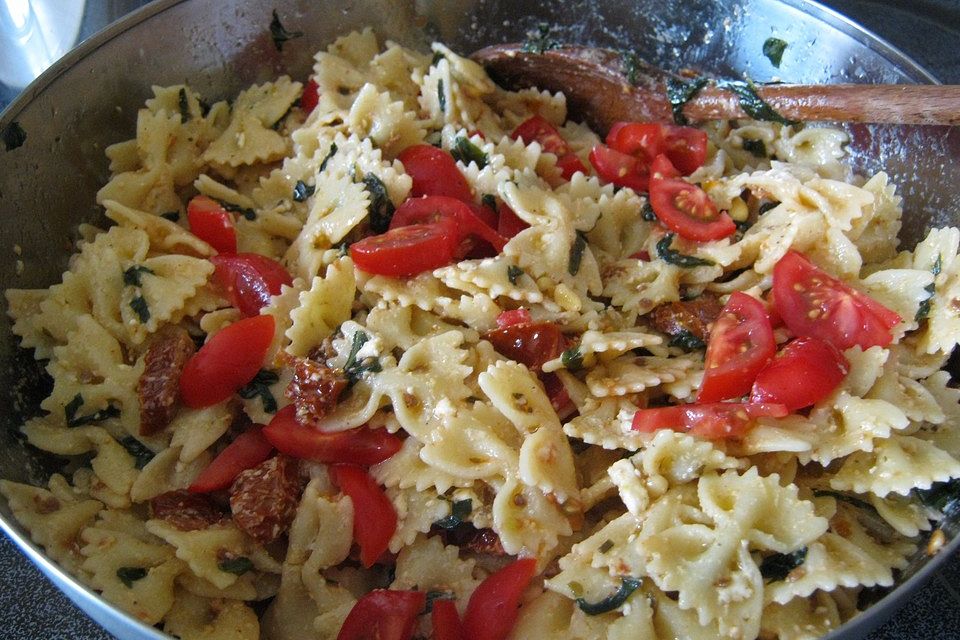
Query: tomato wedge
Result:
<box><xmin>390</xmin><ymin>196</ymin><xmax>506</xmax><ymax>254</ymax></box>
<box><xmin>496</xmin><ymin>204</ymin><xmax>529</xmax><ymax>239</ymax></box>
<box><xmin>649</xmin><ymin>160</ymin><xmax>735</xmax><ymax>242</ymax></box>
<box><xmin>188</xmin><ymin>427</ymin><xmax>274</xmax><ymax>493</ymax></box>
<box><xmin>331</xmin><ymin>464</ymin><xmax>397</xmax><ymax>568</ymax></box>
<box><xmin>301</xmin><ymin>78</ymin><xmax>320</xmax><ymax>115</ymax></box>
<box><xmin>263</xmin><ymin>405</ymin><xmax>403</xmax><ymax>466</ymax></box>
<box><xmin>773</xmin><ymin>250</ymin><xmax>901</xmax><ymax>350</ymax></box>
<box><xmin>662</xmin><ymin>124</ymin><xmax>708</xmax><ymax>175</ymax></box>
<box><xmin>187</xmin><ymin>195</ymin><xmax>237</xmax><ymax>254</ymax></box>
<box><xmin>631</xmin><ymin>402</ymin><xmax>789</xmax><ymax>439</ymax></box>
<box><xmin>697</xmin><ymin>292</ymin><xmax>776</xmax><ymax>403</ymax></box>
<box><xmin>463</xmin><ymin>557</ymin><xmax>537</xmax><ymax>640</ymax></box>
<box><xmin>350</xmin><ymin>220</ymin><xmax>459</xmax><ymax>277</ymax></box>
<box><xmin>495</xmin><ymin>308</ymin><xmax>532</xmax><ymax>328</ymax></box>
<box><xmin>751</xmin><ymin>337</ymin><xmax>849</xmax><ymax>411</ymax></box>
<box><xmin>555</xmin><ymin>153</ymin><xmax>587</xmax><ymax>180</ymax></box>
<box><xmin>398</xmin><ymin>144</ymin><xmax>473</xmax><ymax>201</ymax></box>
<box><xmin>589</xmin><ymin>144</ymin><xmax>651</xmax><ymax>192</ymax></box>
<box><xmin>432</xmin><ymin>599</ymin><xmax>464</xmax><ymax>640</ymax></box>
<box><xmin>179</xmin><ymin>315</ymin><xmax>275</xmax><ymax>408</ymax></box>
<box><xmin>606</xmin><ymin>122</ymin><xmax>664</xmax><ymax>164</ymax></box>
<box><xmin>337</xmin><ymin>590</ymin><xmax>426</xmax><ymax>640</ymax></box>
<box><xmin>484</xmin><ymin>321</ymin><xmax>566</xmax><ymax>371</ymax></box>
<box><xmin>211</xmin><ymin>253</ymin><xmax>292</xmax><ymax>317</ymax></box>
<box><xmin>511</xmin><ymin>115</ymin><xmax>585</xmax><ymax>180</ymax></box>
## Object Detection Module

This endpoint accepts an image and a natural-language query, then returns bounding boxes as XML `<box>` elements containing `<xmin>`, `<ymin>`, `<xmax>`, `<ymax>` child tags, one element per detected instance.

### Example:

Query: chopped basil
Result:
<box><xmin>343</xmin><ymin>331</ymin><xmax>382</xmax><ymax>384</ymax></box>
<box><xmin>812</xmin><ymin>489</ymin><xmax>877</xmax><ymax>513</ymax></box>
<box><xmin>2</xmin><ymin>121</ymin><xmax>27</xmax><ymax>151</ymax></box>
<box><xmin>668</xmin><ymin>329</ymin><xmax>706</xmax><ymax>351</ymax></box>
<box><xmin>218</xmin><ymin>556</ymin><xmax>254</xmax><ymax>575</ymax></box>
<box><xmin>122</xmin><ymin>265</ymin><xmax>154</xmax><ymax>287</ymax></box>
<box><xmin>507</xmin><ymin>265</ymin><xmax>524</xmax><ymax>285</ymax></box>
<box><xmin>218</xmin><ymin>199</ymin><xmax>257</xmax><ymax>221</ymax></box>
<box><xmin>620</xmin><ymin>50</ymin><xmax>643</xmax><ymax>86</ymax></box>
<box><xmin>758</xmin><ymin>200</ymin><xmax>780</xmax><ymax>215</ymax></box>
<box><xmin>641</xmin><ymin>202</ymin><xmax>657</xmax><ymax>221</ymax></box>
<box><xmin>320</xmin><ymin>142</ymin><xmax>338</xmax><ymax>172</ymax></box>
<box><xmin>424</xmin><ymin>590</ymin><xmax>455</xmax><ymax>613</ymax></box>
<box><xmin>451</xmin><ymin>136</ymin><xmax>488</xmax><ymax>169</ymax></box>
<box><xmin>130</xmin><ymin>296</ymin><xmax>151</xmax><ymax>323</ymax></box>
<box><xmin>762</xmin><ymin>37</ymin><xmax>788</xmax><ymax>68</ymax></box>
<box><xmin>576</xmin><ymin>577</ymin><xmax>642</xmax><ymax>615</ymax></box>
<box><xmin>568</xmin><ymin>231</ymin><xmax>588</xmax><ymax>275</ymax></box>
<box><xmin>430</xmin><ymin>51</ymin><xmax>446</xmax><ymax>67</ymax></box>
<box><xmin>268</xmin><ymin>9</ymin><xmax>303</xmax><ymax>51</ymax></box>
<box><xmin>656</xmin><ymin>234</ymin><xmax>714</xmax><ymax>268</ymax></box>
<box><xmin>916</xmin><ymin>254</ymin><xmax>941</xmax><ymax>322</ymax></box>
<box><xmin>363</xmin><ymin>173</ymin><xmax>395</xmax><ymax>233</ymax></box>
<box><xmin>116</xmin><ymin>567</ymin><xmax>147</xmax><ymax>588</ymax></box>
<box><xmin>434</xmin><ymin>498</ymin><xmax>472</xmax><ymax>529</ymax></box>
<box><xmin>64</xmin><ymin>394</ymin><xmax>84</xmax><ymax>425</ymax></box>
<box><xmin>481</xmin><ymin>194</ymin><xmax>498</xmax><ymax>212</ymax></box>
<box><xmin>65</xmin><ymin>393</ymin><xmax>121</xmax><ymax>428</ymax></box>
<box><xmin>238</xmin><ymin>369</ymin><xmax>279</xmax><ymax>414</ymax></box>
<box><xmin>741</xmin><ymin>138</ymin><xmax>768</xmax><ymax>158</ymax></box>
<box><xmin>666</xmin><ymin>77</ymin><xmax>709</xmax><ymax>126</ymax></box>
<box><xmin>178</xmin><ymin>88</ymin><xmax>191</xmax><ymax>122</ymax></box>
<box><xmin>760</xmin><ymin>547</ymin><xmax>807</xmax><ymax>582</ymax></box>
<box><xmin>598</xmin><ymin>539</ymin><xmax>614</xmax><ymax>554</ymax></box>
<box><xmin>160</xmin><ymin>211</ymin><xmax>180</xmax><ymax>222</ymax></box>
<box><xmin>437</xmin><ymin>79</ymin><xmax>446</xmax><ymax>114</ymax></box>
<box><xmin>293</xmin><ymin>179</ymin><xmax>315</xmax><ymax>202</ymax></box>
<box><xmin>716</xmin><ymin>79</ymin><xmax>797</xmax><ymax>124</ymax></box>
<box><xmin>120</xmin><ymin>437</ymin><xmax>155</xmax><ymax>470</ymax></box>
<box><xmin>521</xmin><ymin>23</ymin><xmax>561</xmax><ymax>55</ymax></box>
<box><xmin>561</xmin><ymin>346</ymin><xmax>583</xmax><ymax>371</ymax></box>
<box><xmin>198</xmin><ymin>98</ymin><xmax>211</xmax><ymax>117</ymax></box>
<box><xmin>914</xmin><ymin>477</ymin><xmax>960</xmax><ymax>515</ymax></box>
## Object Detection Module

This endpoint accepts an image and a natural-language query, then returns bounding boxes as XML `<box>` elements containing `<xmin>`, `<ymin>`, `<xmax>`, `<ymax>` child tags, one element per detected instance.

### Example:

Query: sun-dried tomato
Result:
<box><xmin>138</xmin><ymin>327</ymin><xmax>196</xmax><ymax>435</ymax></box>
<box><xmin>150</xmin><ymin>490</ymin><xmax>227</xmax><ymax>531</ymax></box>
<box><xmin>229</xmin><ymin>455</ymin><xmax>302</xmax><ymax>545</ymax></box>
<box><xmin>285</xmin><ymin>357</ymin><xmax>348</xmax><ymax>425</ymax></box>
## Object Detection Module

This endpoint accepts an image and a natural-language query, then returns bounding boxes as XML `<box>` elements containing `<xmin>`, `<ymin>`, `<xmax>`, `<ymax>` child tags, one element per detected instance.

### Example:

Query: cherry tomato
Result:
<box><xmin>390</xmin><ymin>196</ymin><xmax>506</xmax><ymax>254</ymax></box>
<box><xmin>263</xmin><ymin>405</ymin><xmax>403</xmax><ymax>466</ymax></box>
<box><xmin>211</xmin><ymin>253</ymin><xmax>293</xmax><ymax>317</ymax></box>
<box><xmin>772</xmin><ymin>250</ymin><xmax>901</xmax><ymax>350</ymax></box>
<box><xmin>631</xmin><ymin>402</ymin><xmax>789</xmax><ymax>439</ymax></box>
<box><xmin>751</xmin><ymin>337</ymin><xmax>850</xmax><ymax>411</ymax></box>
<box><xmin>662</xmin><ymin>125</ymin><xmax>708</xmax><ymax>175</ymax></box>
<box><xmin>649</xmin><ymin>168</ymin><xmax>735</xmax><ymax>241</ymax></box>
<box><xmin>336</xmin><ymin>590</ymin><xmax>426</xmax><ymax>640</ymax></box>
<box><xmin>187</xmin><ymin>195</ymin><xmax>237</xmax><ymax>254</ymax></box>
<box><xmin>484</xmin><ymin>321</ymin><xmax>566</xmax><ymax>371</ymax></box>
<box><xmin>496</xmin><ymin>204</ymin><xmax>528</xmax><ymax>239</ymax></box>
<box><xmin>463</xmin><ymin>558</ymin><xmax>537</xmax><ymax>640</ymax></box>
<box><xmin>331</xmin><ymin>464</ymin><xmax>397</xmax><ymax>568</ymax></box>
<box><xmin>511</xmin><ymin>115</ymin><xmax>585</xmax><ymax>181</ymax></box>
<box><xmin>606</xmin><ymin>122</ymin><xmax>664</xmax><ymax>163</ymax></box>
<box><xmin>589</xmin><ymin>144</ymin><xmax>651</xmax><ymax>192</ymax></box>
<box><xmin>650</xmin><ymin>153</ymin><xmax>681</xmax><ymax>181</ymax></box>
<box><xmin>467</xmin><ymin>202</ymin><xmax>499</xmax><ymax>229</ymax></box>
<box><xmin>350</xmin><ymin>220</ymin><xmax>459</xmax><ymax>277</ymax></box>
<box><xmin>398</xmin><ymin>144</ymin><xmax>473</xmax><ymax>201</ymax></box>
<box><xmin>301</xmin><ymin>78</ymin><xmax>320</xmax><ymax>115</ymax></box>
<box><xmin>432</xmin><ymin>599</ymin><xmax>464</xmax><ymax>640</ymax></box>
<box><xmin>188</xmin><ymin>427</ymin><xmax>274</xmax><ymax>493</ymax></box>
<box><xmin>555</xmin><ymin>153</ymin><xmax>587</xmax><ymax>180</ymax></box>
<box><xmin>495</xmin><ymin>309</ymin><xmax>532</xmax><ymax>328</ymax></box>
<box><xmin>697</xmin><ymin>292</ymin><xmax>776</xmax><ymax>403</ymax></box>
<box><xmin>179</xmin><ymin>315</ymin><xmax>275</xmax><ymax>408</ymax></box>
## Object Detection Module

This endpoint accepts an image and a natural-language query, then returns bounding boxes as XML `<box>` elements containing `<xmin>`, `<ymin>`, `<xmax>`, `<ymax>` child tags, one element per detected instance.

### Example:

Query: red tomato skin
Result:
<box><xmin>496</xmin><ymin>308</ymin><xmax>533</xmax><ymax>328</ymax></box>
<box><xmin>631</xmin><ymin>402</ymin><xmax>788</xmax><ymax>439</ymax></box>
<box><xmin>556</xmin><ymin>153</ymin><xmax>587</xmax><ymax>181</ymax></box>
<box><xmin>484</xmin><ymin>322</ymin><xmax>566</xmax><ymax>371</ymax></box>
<box><xmin>390</xmin><ymin>196</ymin><xmax>506</xmax><ymax>253</ymax></box>
<box><xmin>179</xmin><ymin>315</ymin><xmax>275</xmax><ymax>408</ymax></box>
<box><xmin>331</xmin><ymin>464</ymin><xmax>397</xmax><ymax>568</ymax></box>
<box><xmin>650</xmin><ymin>154</ymin><xmax>681</xmax><ymax>181</ymax></box>
<box><xmin>211</xmin><ymin>253</ymin><xmax>292</xmax><ymax>317</ymax></box>
<box><xmin>698</xmin><ymin>292</ymin><xmax>776</xmax><ymax>403</ymax></box>
<box><xmin>350</xmin><ymin>221</ymin><xmax>459</xmax><ymax>277</ymax></box>
<box><xmin>336</xmin><ymin>590</ymin><xmax>426</xmax><ymax>640</ymax></box>
<box><xmin>463</xmin><ymin>558</ymin><xmax>537</xmax><ymax>640</ymax></box>
<box><xmin>301</xmin><ymin>78</ymin><xmax>320</xmax><ymax>114</ymax></box>
<box><xmin>772</xmin><ymin>250</ymin><xmax>901</xmax><ymax>350</ymax></box>
<box><xmin>263</xmin><ymin>405</ymin><xmax>403</xmax><ymax>466</ymax></box>
<box><xmin>541</xmin><ymin>372</ymin><xmax>575</xmax><ymax>418</ymax></box>
<box><xmin>398</xmin><ymin>145</ymin><xmax>473</xmax><ymax>201</ymax></box>
<box><xmin>648</xmin><ymin>175</ymin><xmax>735</xmax><ymax>242</ymax></box>
<box><xmin>607</xmin><ymin>122</ymin><xmax>664</xmax><ymax>163</ymax></box>
<box><xmin>511</xmin><ymin>115</ymin><xmax>569</xmax><ymax>155</ymax></box>
<box><xmin>187</xmin><ymin>196</ymin><xmax>237</xmax><ymax>254</ymax></box>
<box><xmin>496</xmin><ymin>204</ymin><xmax>528</xmax><ymax>239</ymax></box>
<box><xmin>751</xmin><ymin>337</ymin><xmax>850</xmax><ymax>411</ymax></box>
<box><xmin>432</xmin><ymin>599</ymin><xmax>464</xmax><ymax>640</ymax></box>
<box><xmin>589</xmin><ymin>145</ymin><xmax>650</xmax><ymax>192</ymax></box>
<box><xmin>188</xmin><ymin>427</ymin><xmax>274</xmax><ymax>493</ymax></box>
<box><xmin>662</xmin><ymin>125</ymin><xmax>708</xmax><ymax>175</ymax></box>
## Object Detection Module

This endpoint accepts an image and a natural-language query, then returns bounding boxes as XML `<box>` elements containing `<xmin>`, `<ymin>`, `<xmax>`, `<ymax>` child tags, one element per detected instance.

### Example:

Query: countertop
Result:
<box><xmin>2</xmin><ymin>0</ymin><xmax>960</xmax><ymax>638</ymax></box>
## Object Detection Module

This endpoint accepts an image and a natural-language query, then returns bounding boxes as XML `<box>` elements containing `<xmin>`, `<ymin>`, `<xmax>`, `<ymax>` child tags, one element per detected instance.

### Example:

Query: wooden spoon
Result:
<box><xmin>471</xmin><ymin>43</ymin><xmax>960</xmax><ymax>133</ymax></box>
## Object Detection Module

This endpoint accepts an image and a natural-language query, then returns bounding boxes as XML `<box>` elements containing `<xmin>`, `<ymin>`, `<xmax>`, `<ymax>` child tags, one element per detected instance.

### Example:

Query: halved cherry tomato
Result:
<box><xmin>589</xmin><ymin>144</ymin><xmax>651</xmax><ymax>192</ymax></box>
<box><xmin>484</xmin><ymin>321</ymin><xmax>566</xmax><ymax>371</ymax></box>
<box><xmin>398</xmin><ymin>144</ymin><xmax>473</xmax><ymax>201</ymax></box>
<box><xmin>496</xmin><ymin>204</ymin><xmax>528</xmax><ymax>239</ymax></box>
<box><xmin>650</xmin><ymin>153</ymin><xmax>681</xmax><ymax>181</ymax></box>
<box><xmin>631</xmin><ymin>402</ymin><xmax>789</xmax><ymax>439</ymax></box>
<box><xmin>662</xmin><ymin>125</ymin><xmax>708</xmax><ymax>175</ymax></box>
<box><xmin>187</xmin><ymin>195</ymin><xmax>237</xmax><ymax>254</ymax></box>
<box><xmin>697</xmin><ymin>292</ymin><xmax>776</xmax><ymax>403</ymax></box>
<box><xmin>301</xmin><ymin>78</ymin><xmax>320</xmax><ymax>115</ymax></box>
<box><xmin>432</xmin><ymin>599</ymin><xmax>464</xmax><ymax>640</ymax></box>
<box><xmin>751</xmin><ymin>337</ymin><xmax>849</xmax><ymax>411</ymax></box>
<box><xmin>463</xmin><ymin>557</ymin><xmax>537</xmax><ymax>640</ymax></box>
<box><xmin>331</xmin><ymin>464</ymin><xmax>397</xmax><ymax>568</ymax></box>
<box><xmin>390</xmin><ymin>196</ymin><xmax>506</xmax><ymax>254</ymax></box>
<box><xmin>512</xmin><ymin>115</ymin><xmax>585</xmax><ymax>180</ymax></box>
<box><xmin>649</xmin><ymin>164</ymin><xmax>735</xmax><ymax>241</ymax></box>
<box><xmin>772</xmin><ymin>250</ymin><xmax>901</xmax><ymax>350</ymax></box>
<box><xmin>188</xmin><ymin>427</ymin><xmax>274</xmax><ymax>493</ymax></box>
<box><xmin>555</xmin><ymin>153</ymin><xmax>587</xmax><ymax>180</ymax></box>
<box><xmin>496</xmin><ymin>308</ymin><xmax>532</xmax><ymax>328</ymax></box>
<box><xmin>467</xmin><ymin>202</ymin><xmax>499</xmax><ymax>230</ymax></box>
<box><xmin>179</xmin><ymin>315</ymin><xmax>275</xmax><ymax>408</ymax></box>
<box><xmin>606</xmin><ymin>122</ymin><xmax>664</xmax><ymax>163</ymax></box>
<box><xmin>350</xmin><ymin>220</ymin><xmax>459</xmax><ymax>277</ymax></box>
<box><xmin>210</xmin><ymin>253</ymin><xmax>293</xmax><ymax>317</ymax></box>
<box><xmin>336</xmin><ymin>589</ymin><xmax>426</xmax><ymax>640</ymax></box>
<box><xmin>263</xmin><ymin>405</ymin><xmax>403</xmax><ymax>466</ymax></box>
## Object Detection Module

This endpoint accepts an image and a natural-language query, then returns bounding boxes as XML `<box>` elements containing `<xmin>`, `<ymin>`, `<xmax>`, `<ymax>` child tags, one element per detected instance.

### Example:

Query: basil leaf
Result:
<box><xmin>66</xmin><ymin>393</ymin><xmax>121</xmax><ymax>428</ymax></box>
<box><xmin>130</xmin><ymin>296</ymin><xmax>151</xmax><ymax>323</ymax></box>
<box><xmin>178</xmin><ymin>87</ymin><xmax>191</xmax><ymax>122</ymax></box>
<box><xmin>122</xmin><ymin>265</ymin><xmax>154</xmax><ymax>287</ymax></box>
<box><xmin>561</xmin><ymin>346</ymin><xmax>583</xmax><ymax>371</ymax></box>
<box><xmin>620</xmin><ymin>50</ymin><xmax>643</xmax><ymax>86</ymax></box>
<box><xmin>320</xmin><ymin>142</ymin><xmax>338</xmax><ymax>172</ymax></box>
<box><xmin>716</xmin><ymin>79</ymin><xmax>797</xmax><ymax>125</ymax></box>
<box><xmin>64</xmin><ymin>394</ymin><xmax>84</xmax><ymax>426</ymax></box>
<box><xmin>451</xmin><ymin>136</ymin><xmax>488</xmax><ymax>169</ymax></box>
<box><xmin>269</xmin><ymin>9</ymin><xmax>303</xmax><ymax>52</ymax></box>
<box><xmin>507</xmin><ymin>265</ymin><xmax>524</xmax><ymax>285</ymax></box>
<box><xmin>293</xmin><ymin>180</ymin><xmax>315</xmax><ymax>202</ymax></box>
<box><xmin>656</xmin><ymin>234</ymin><xmax>714</xmax><ymax>268</ymax></box>
<box><xmin>116</xmin><ymin>567</ymin><xmax>147</xmax><ymax>588</ymax></box>
<box><xmin>120</xmin><ymin>437</ymin><xmax>155</xmax><ymax>470</ymax></box>
<box><xmin>668</xmin><ymin>330</ymin><xmax>706</xmax><ymax>351</ymax></box>
<box><xmin>430</xmin><ymin>51</ymin><xmax>446</xmax><ymax>67</ymax></box>
<box><xmin>434</xmin><ymin>498</ymin><xmax>472</xmax><ymax>529</ymax></box>
<box><xmin>760</xmin><ymin>547</ymin><xmax>807</xmax><ymax>582</ymax></box>
<box><xmin>217</xmin><ymin>200</ymin><xmax>256</xmax><ymax>221</ymax></box>
<box><xmin>218</xmin><ymin>556</ymin><xmax>254</xmax><ymax>575</ymax></box>
<box><xmin>423</xmin><ymin>590</ymin><xmax>455</xmax><ymax>613</ymax></box>
<box><xmin>238</xmin><ymin>369</ymin><xmax>280</xmax><ymax>414</ymax></box>
<box><xmin>363</xmin><ymin>173</ymin><xmax>395</xmax><ymax>233</ymax></box>
<box><xmin>666</xmin><ymin>77</ymin><xmax>709</xmax><ymax>126</ymax></box>
<box><xmin>914</xmin><ymin>477</ymin><xmax>960</xmax><ymax>515</ymax></box>
<box><xmin>481</xmin><ymin>194</ymin><xmax>498</xmax><ymax>212</ymax></box>
<box><xmin>741</xmin><ymin>138</ymin><xmax>767</xmax><ymax>158</ymax></box>
<box><xmin>160</xmin><ymin>211</ymin><xmax>179</xmax><ymax>222</ymax></box>
<box><xmin>812</xmin><ymin>490</ymin><xmax>877</xmax><ymax>513</ymax></box>
<box><xmin>641</xmin><ymin>202</ymin><xmax>657</xmax><ymax>221</ymax></box>
<box><xmin>521</xmin><ymin>23</ymin><xmax>561</xmax><ymax>55</ymax></box>
<box><xmin>916</xmin><ymin>254</ymin><xmax>941</xmax><ymax>322</ymax></box>
<box><xmin>343</xmin><ymin>331</ymin><xmax>382</xmax><ymax>384</ymax></box>
<box><xmin>568</xmin><ymin>231</ymin><xmax>588</xmax><ymax>275</ymax></box>
<box><xmin>438</xmin><ymin>79</ymin><xmax>446</xmax><ymax>114</ymax></box>
<box><xmin>576</xmin><ymin>577</ymin><xmax>642</xmax><ymax>615</ymax></box>
<box><xmin>762</xmin><ymin>37</ymin><xmax>788</xmax><ymax>68</ymax></box>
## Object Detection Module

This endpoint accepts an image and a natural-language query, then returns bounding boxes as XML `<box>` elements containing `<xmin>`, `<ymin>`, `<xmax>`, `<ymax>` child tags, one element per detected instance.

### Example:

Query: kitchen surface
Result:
<box><xmin>1</xmin><ymin>0</ymin><xmax>960</xmax><ymax>638</ymax></box>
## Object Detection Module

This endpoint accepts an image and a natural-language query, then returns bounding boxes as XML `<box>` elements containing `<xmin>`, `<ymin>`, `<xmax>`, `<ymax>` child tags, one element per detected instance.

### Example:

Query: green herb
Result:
<box><xmin>812</xmin><ymin>489</ymin><xmax>877</xmax><ymax>513</ymax></box>
<box><xmin>65</xmin><ymin>393</ymin><xmax>121</xmax><ymax>428</ymax></box>
<box><xmin>434</xmin><ymin>498</ymin><xmax>472</xmax><ymax>529</ymax></box>
<box><xmin>668</xmin><ymin>330</ymin><xmax>706</xmax><ymax>351</ymax></box>
<box><xmin>741</xmin><ymin>138</ymin><xmax>767</xmax><ymax>158</ymax></box>
<box><xmin>760</xmin><ymin>547</ymin><xmax>807</xmax><ymax>582</ymax></box>
<box><xmin>320</xmin><ymin>143</ymin><xmax>338</xmax><ymax>172</ymax></box>
<box><xmin>293</xmin><ymin>180</ymin><xmax>315</xmax><ymax>202</ymax></box>
<box><xmin>64</xmin><ymin>394</ymin><xmax>84</xmax><ymax>425</ymax></box>
<box><xmin>451</xmin><ymin>136</ymin><xmax>488</xmax><ymax>169</ymax></box>
<box><xmin>178</xmin><ymin>88</ymin><xmax>191</xmax><ymax>122</ymax></box>
<box><xmin>916</xmin><ymin>254</ymin><xmax>942</xmax><ymax>322</ymax></box>
<box><xmin>218</xmin><ymin>200</ymin><xmax>256</xmax><ymax>221</ymax></box>
<box><xmin>762</xmin><ymin>37</ymin><xmax>788</xmax><ymax>68</ymax></box>
<box><xmin>437</xmin><ymin>79</ymin><xmax>446</xmax><ymax>114</ymax></box>
<box><xmin>656</xmin><ymin>234</ymin><xmax>714</xmax><ymax>267</ymax></box>
<box><xmin>758</xmin><ymin>200</ymin><xmax>780</xmax><ymax>215</ymax></box>
<box><xmin>598</xmin><ymin>539</ymin><xmax>614</xmax><ymax>554</ymax></box>
<box><xmin>363</xmin><ymin>173</ymin><xmax>395</xmax><ymax>233</ymax></box>
<box><xmin>160</xmin><ymin>211</ymin><xmax>179</xmax><ymax>222</ymax></box>
<box><xmin>218</xmin><ymin>556</ymin><xmax>254</xmax><ymax>575</ymax></box>
<box><xmin>576</xmin><ymin>577</ymin><xmax>642</xmax><ymax>615</ymax></box>
<box><xmin>116</xmin><ymin>567</ymin><xmax>147</xmax><ymax>588</ymax></box>
<box><xmin>430</xmin><ymin>51</ymin><xmax>446</xmax><ymax>67</ymax></box>
<box><xmin>481</xmin><ymin>194</ymin><xmax>498</xmax><ymax>212</ymax></box>
<box><xmin>335</xmin><ymin>241</ymin><xmax>350</xmax><ymax>257</ymax></box>
<box><xmin>2</xmin><ymin>121</ymin><xmax>27</xmax><ymax>151</ymax></box>
<box><xmin>561</xmin><ymin>346</ymin><xmax>583</xmax><ymax>371</ymax></box>
<box><xmin>568</xmin><ymin>231</ymin><xmax>588</xmax><ymax>275</ymax></box>
<box><xmin>716</xmin><ymin>79</ymin><xmax>797</xmax><ymax>124</ymax></box>
<box><xmin>343</xmin><ymin>331</ymin><xmax>382</xmax><ymax>384</ymax></box>
<box><xmin>641</xmin><ymin>202</ymin><xmax>657</xmax><ymax>221</ymax></box>
<box><xmin>120</xmin><ymin>437</ymin><xmax>155</xmax><ymax>470</ymax></box>
<box><xmin>198</xmin><ymin>98</ymin><xmax>211</xmax><ymax>117</ymax></box>
<box><xmin>507</xmin><ymin>265</ymin><xmax>524</xmax><ymax>285</ymax></box>
<box><xmin>914</xmin><ymin>477</ymin><xmax>960</xmax><ymax>515</ymax></box>
<box><xmin>130</xmin><ymin>296</ymin><xmax>151</xmax><ymax>323</ymax></box>
<box><xmin>269</xmin><ymin>9</ymin><xmax>303</xmax><ymax>51</ymax></box>
<box><xmin>620</xmin><ymin>49</ymin><xmax>643</xmax><ymax>86</ymax></box>
<box><xmin>238</xmin><ymin>369</ymin><xmax>279</xmax><ymax>413</ymax></box>
<box><xmin>270</xmin><ymin>103</ymin><xmax>294</xmax><ymax>130</ymax></box>
<box><xmin>521</xmin><ymin>23</ymin><xmax>561</xmax><ymax>55</ymax></box>
<box><xmin>423</xmin><ymin>590</ymin><xmax>454</xmax><ymax>613</ymax></box>
<box><xmin>665</xmin><ymin>77</ymin><xmax>709</xmax><ymax>125</ymax></box>
<box><xmin>122</xmin><ymin>265</ymin><xmax>154</xmax><ymax>287</ymax></box>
